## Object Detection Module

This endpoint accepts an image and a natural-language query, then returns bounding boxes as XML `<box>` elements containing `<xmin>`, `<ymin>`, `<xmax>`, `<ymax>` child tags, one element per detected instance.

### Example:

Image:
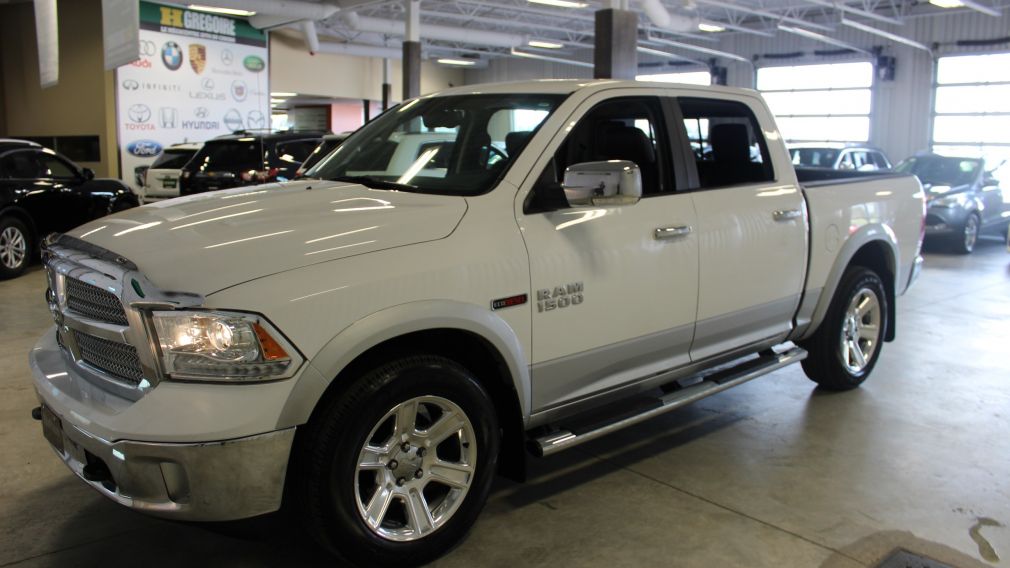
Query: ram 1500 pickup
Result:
<box><xmin>29</xmin><ymin>80</ymin><xmax>925</xmax><ymax>566</ymax></box>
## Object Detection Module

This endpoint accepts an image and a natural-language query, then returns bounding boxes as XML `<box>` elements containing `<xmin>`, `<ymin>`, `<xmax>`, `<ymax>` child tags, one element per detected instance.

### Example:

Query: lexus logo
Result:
<box><xmin>201</xmin><ymin>77</ymin><xmax>215</xmax><ymax>91</ymax></box>
<box><xmin>195</xmin><ymin>106</ymin><xmax>209</xmax><ymax>118</ymax></box>
<box><xmin>122</xmin><ymin>79</ymin><xmax>139</xmax><ymax>90</ymax></box>
<box><xmin>138</xmin><ymin>40</ymin><xmax>156</xmax><ymax>57</ymax></box>
<box><xmin>128</xmin><ymin>104</ymin><xmax>152</xmax><ymax>123</ymax></box>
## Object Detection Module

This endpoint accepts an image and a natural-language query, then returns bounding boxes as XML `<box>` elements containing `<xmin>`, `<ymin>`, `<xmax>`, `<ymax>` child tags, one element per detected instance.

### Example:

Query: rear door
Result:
<box><xmin>519</xmin><ymin>92</ymin><xmax>699</xmax><ymax>412</ymax></box>
<box><xmin>675</xmin><ymin>96</ymin><xmax>807</xmax><ymax>361</ymax></box>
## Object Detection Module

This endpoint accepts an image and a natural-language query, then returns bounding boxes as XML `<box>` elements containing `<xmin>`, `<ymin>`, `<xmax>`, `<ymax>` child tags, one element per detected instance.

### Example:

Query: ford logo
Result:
<box><xmin>127</xmin><ymin>140</ymin><xmax>163</xmax><ymax>157</ymax></box>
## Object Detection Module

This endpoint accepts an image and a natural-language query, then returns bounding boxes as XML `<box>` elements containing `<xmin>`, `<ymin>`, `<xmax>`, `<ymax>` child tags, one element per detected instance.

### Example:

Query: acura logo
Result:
<box><xmin>128</xmin><ymin>104</ymin><xmax>152</xmax><ymax>123</ymax></box>
<box><xmin>122</xmin><ymin>79</ymin><xmax>139</xmax><ymax>90</ymax></box>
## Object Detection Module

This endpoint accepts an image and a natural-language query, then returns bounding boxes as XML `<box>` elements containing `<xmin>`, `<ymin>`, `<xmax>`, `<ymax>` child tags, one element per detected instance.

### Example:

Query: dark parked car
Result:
<box><xmin>295</xmin><ymin>132</ymin><xmax>352</xmax><ymax>177</ymax></box>
<box><xmin>0</xmin><ymin>139</ymin><xmax>138</xmax><ymax>279</ymax></box>
<box><xmin>790</xmin><ymin>143</ymin><xmax>892</xmax><ymax>171</ymax></box>
<box><xmin>179</xmin><ymin>130</ymin><xmax>326</xmax><ymax>195</ymax></box>
<box><xmin>895</xmin><ymin>153</ymin><xmax>1005</xmax><ymax>254</ymax></box>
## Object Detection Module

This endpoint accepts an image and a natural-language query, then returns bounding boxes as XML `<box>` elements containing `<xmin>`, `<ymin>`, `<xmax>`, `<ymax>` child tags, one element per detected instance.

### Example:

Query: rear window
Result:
<box><xmin>791</xmin><ymin>148</ymin><xmax>839</xmax><ymax>168</ymax></box>
<box><xmin>190</xmin><ymin>140</ymin><xmax>262</xmax><ymax>170</ymax></box>
<box><xmin>151</xmin><ymin>149</ymin><xmax>197</xmax><ymax>169</ymax></box>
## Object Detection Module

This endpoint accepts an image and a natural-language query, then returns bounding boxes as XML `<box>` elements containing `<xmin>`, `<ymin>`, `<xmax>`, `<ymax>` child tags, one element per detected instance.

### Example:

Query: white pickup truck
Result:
<box><xmin>30</xmin><ymin>80</ymin><xmax>924</xmax><ymax>566</ymax></box>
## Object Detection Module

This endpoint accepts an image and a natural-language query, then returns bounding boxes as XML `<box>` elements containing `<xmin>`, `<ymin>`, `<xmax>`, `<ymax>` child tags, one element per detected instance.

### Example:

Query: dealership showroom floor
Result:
<box><xmin>1</xmin><ymin>239</ymin><xmax>1008</xmax><ymax>566</ymax></box>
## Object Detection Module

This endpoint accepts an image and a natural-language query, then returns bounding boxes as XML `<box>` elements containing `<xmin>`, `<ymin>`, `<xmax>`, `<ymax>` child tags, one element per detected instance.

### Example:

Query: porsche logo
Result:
<box><xmin>189</xmin><ymin>44</ymin><xmax>207</xmax><ymax>74</ymax></box>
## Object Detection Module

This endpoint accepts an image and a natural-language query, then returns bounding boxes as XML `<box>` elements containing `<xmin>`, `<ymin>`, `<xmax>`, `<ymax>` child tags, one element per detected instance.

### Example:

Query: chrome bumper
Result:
<box><xmin>30</xmin><ymin>333</ymin><xmax>295</xmax><ymax>522</ymax></box>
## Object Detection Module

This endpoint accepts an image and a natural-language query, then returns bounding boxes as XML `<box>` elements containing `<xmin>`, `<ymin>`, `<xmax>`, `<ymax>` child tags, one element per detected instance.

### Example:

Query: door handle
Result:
<box><xmin>654</xmin><ymin>226</ymin><xmax>692</xmax><ymax>240</ymax></box>
<box><xmin>773</xmin><ymin>209</ymin><xmax>803</xmax><ymax>221</ymax></box>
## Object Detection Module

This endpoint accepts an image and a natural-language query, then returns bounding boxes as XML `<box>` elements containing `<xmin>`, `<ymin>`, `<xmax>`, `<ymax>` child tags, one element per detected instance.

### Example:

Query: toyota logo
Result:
<box><xmin>122</xmin><ymin>79</ymin><xmax>139</xmax><ymax>90</ymax></box>
<box><xmin>139</xmin><ymin>40</ymin><xmax>156</xmax><ymax>57</ymax></box>
<box><xmin>128</xmin><ymin>104</ymin><xmax>152</xmax><ymax>123</ymax></box>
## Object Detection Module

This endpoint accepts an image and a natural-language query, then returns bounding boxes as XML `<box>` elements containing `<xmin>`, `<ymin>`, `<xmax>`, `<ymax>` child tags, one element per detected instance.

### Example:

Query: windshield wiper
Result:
<box><xmin>330</xmin><ymin>175</ymin><xmax>419</xmax><ymax>192</ymax></box>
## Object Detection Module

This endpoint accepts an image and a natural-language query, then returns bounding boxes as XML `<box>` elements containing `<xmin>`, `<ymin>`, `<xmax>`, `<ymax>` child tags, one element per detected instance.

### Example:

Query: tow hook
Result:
<box><xmin>31</xmin><ymin>406</ymin><xmax>42</xmax><ymax>421</ymax></box>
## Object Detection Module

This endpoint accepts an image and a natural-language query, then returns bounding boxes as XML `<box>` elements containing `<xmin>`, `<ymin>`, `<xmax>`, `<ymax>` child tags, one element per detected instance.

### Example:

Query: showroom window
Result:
<box><xmin>636</xmin><ymin>71</ymin><xmax>712</xmax><ymax>85</ymax></box>
<box><xmin>931</xmin><ymin>52</ymin><xmax>1010</xmax><ymax>186</ymax></box>
<box><xmin>757</xmin><ymin>62</ymin><xmax>873</xmax><ymax>143</ymax></box>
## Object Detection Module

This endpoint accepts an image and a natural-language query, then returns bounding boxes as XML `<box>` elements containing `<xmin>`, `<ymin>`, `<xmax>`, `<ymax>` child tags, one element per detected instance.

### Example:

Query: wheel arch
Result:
<box><xmin>803</xmin><ymin>227</ymin><xmax>898</xmax><ymax>343</ymax></box>
<box><xmin>0</xmin><ymin>205</ymin><xmax>40</xmax><ymax>245</ymax></box>
<box><xmin>290</xmin><ymin>300</ymin><xmax>531</xmax><ymax>482</ymax></box>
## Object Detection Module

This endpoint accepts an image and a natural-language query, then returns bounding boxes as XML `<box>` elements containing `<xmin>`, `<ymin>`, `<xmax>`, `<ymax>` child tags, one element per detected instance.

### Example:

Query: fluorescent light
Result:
<box><xmin>270</xmin><ymin>92</ymin><xmax>297</xmax><ymax>97</ymax></box>
<box><xmin>840</xmin><ymin>18</ymin><xmax>931</xmax><ymax>52</ymax></box>
<box><xmin>437</xmin><ymin>58</ymin><xmax>477</xmax><ymax>66</ymax></box>
<box><xmin>528</xmin><ymin>40</ymin><xmax>564</xmax><ymax>49</ymax></box>
<box><xmin>929</xmin><ymin>0</ymin><xmax>964</xmax><ymax>6</ymax></box>
<box><xmin>528</xmin><ymin>0</ymin><xmax>588</xmax><ymax>7</ymax></box>
<box><xmin>777</xmin><ymin>24</ymin><xmax>874</xmax><ymax>55</ymax></box>
<box><xmin>188</xmin><ymin>5</ymin><xmax>255</xmax><ymax>17</ymax></box>
<box><xmin>510</xmin><ymin>48</ymin><xmax>594</xmax><ymax>68</ymax></box>
<box><xmin>698</xmin><ymin>23</ymin><xmax>725</xmax><ymax>32</ymax></box>
<box><xmin>270</xmin><ymin>98</ymin><xmax>285</xmax><ymax>104</ymax></box>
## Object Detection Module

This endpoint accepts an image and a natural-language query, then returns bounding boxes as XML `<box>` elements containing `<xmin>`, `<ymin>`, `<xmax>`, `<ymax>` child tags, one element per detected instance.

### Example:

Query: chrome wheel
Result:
<box><xmin>0</xmin><ymin>226</ymin><xmax>27</xmax><ymax>270</ymax></box>
<box><xmin>354</xmin><ymin>395</ymin><xmax>477</xmax><ymax>542</ymax></box>
<box><xmin>963</xmin><ymin>215</ymin><xmax>979</xmax><ymax>252</ymax></box>
<box><xmin>839</xmin><ymin>287</ymin><xmax>882</xmax><ymax>374</ymax></box>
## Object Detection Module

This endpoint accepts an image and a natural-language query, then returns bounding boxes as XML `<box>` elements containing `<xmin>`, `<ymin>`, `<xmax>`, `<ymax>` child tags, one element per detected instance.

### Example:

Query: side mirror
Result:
<box><xmin>81</xmin><ymin>167</ymin><xmax>95</xmax><ymax>181</ymax></box>
<box><xmin>983</xmin><ymin>176</ymin><xmax>999</xmax><ymax>188</ymax></box>
<box><xmin>562</xmin><ymin>160</ymin><xmax>642</xmax><ymax>207</ymax></box>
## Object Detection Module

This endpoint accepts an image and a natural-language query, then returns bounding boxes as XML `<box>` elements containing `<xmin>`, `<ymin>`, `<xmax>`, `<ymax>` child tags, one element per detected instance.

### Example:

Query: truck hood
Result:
<box><xmin>67</xmin><ymin>180</ymin><xmax>467</xmax><ymax>295</ymax></box>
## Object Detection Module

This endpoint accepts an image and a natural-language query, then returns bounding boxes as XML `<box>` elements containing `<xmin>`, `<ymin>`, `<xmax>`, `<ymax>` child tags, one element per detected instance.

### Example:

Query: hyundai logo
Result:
<box><xmin>195</xmin><ymin>106</ymin><xmax>209</xmax><ymax>118</ymax></box>
<box><xmin>126</xmin><ymin>139</ymin><xmax>163</xmax><ymax>157</ymax></box>
<box><xmin>128</xmin><ymin>104</ymin><xmax>152</xmax><ymax>123</ymax></box>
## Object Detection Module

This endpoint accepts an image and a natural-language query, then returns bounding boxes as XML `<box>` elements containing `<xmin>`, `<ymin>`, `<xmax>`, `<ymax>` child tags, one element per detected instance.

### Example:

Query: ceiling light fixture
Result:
<box><xmin>698</xmin><ymin>23</ymin><xmax>725</xmax><ymax>32</ymax></box>
<box><xmin>437</xmin><ymin>58</ymin><xmax>477</xmax><ymax>66</ymax></box>
<box><xmin>187</xmin><ymin>5</ymin><xmax>256</xmax><ymax>17</ymax></box>
<box><xmin>510</xmin><ymin>48</ymin><xmax>594</xmax><ymax>68</ymax></box>
<box><xmin>270</xmin><ymin>92</ymin><xmax>297</xmax><ymax>97</ymax></box>
<box><xmin>839</xmin><ymin>18</ymin><xmax>931</xmax><ymax>52</ymax></box>
<box><xmin>270</xmin><ymin>98</ymin><xmax>285</xmax><ymax>104</ymax></box>
<box><xmin>777</xmin><ymin>24</ymin><xmax>873</xmax><ymax>55</ymax></box>
<box><xmin>528</xmin><ymin>40</ymin><xmax>565</xmax><ymax>49</ymax></box>
<box><xmin>527</xmin><ymin>0</ymin><xmax>588</xmax><ymax>8</ymax></box>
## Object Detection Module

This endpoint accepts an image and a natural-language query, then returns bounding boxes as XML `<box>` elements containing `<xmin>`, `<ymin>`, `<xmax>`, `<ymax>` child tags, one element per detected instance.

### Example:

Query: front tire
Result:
<box><xmin>800</xmin><ymin>267</ymin><xmax>887</xmax><ymax>390</ymax></box>
<box><xmin>952</xmin><ymin>212</ymin><xmax>980</xmax><ymax>254</ymax></box>
<box><xmin>0</xmin><ymin>217</ymin><xmax>32</xmax><ymax>280</ymax></box>
<box><xmin>293</xmin><ymin>355</ymin><xmax>499</xmax><ymax>567</ymax></box>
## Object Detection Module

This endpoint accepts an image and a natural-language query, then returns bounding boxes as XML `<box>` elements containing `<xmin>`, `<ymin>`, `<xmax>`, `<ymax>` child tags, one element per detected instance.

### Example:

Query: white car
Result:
<box><xmin>30</xmin><ymin>80</ymin><xmax>925</xmax><ymax>566</ymax></box>
<box><xmin>790</xmin><ymin>143</ymin><xmax>892</xmax><ymax>171</ymax></box>
<box><xmin>140</xmin><ymin>143</ymin><xmax>201</xmax><ymax>202</ymax></box>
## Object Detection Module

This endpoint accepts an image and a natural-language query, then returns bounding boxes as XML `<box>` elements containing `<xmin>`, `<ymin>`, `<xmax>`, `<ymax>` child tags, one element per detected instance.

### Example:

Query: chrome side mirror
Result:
<box><xmin>562</xmin><ymin>160</ymin><xmax>642</xmax><ymax>206</ymax></box>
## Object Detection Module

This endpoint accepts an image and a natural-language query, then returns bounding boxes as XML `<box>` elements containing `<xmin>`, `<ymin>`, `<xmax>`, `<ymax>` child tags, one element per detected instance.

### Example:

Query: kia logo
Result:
<box><xmin>195</xmin><ymin>106</ymin><xmax>209</xmax><ymax>118</ymax></box>
<box><xmin>201</xmin><ymin>77</ymin><xmax>215</xmax><ymax>91</ymax></box>
<box><xmin>122</xmin><ymin>79</ymin><xmax>139</xmax><ymax>90</ymax></box>
<box><xmin>138</xmin><ymin>40</ymin><xmax>156</xmax><ymax>57</ymax></box>
<box><xmin>128</xmin><ymin>104</ymin><xmax>152</xmax><ymax>123</ymax></box>
<box><xmin>126</xmin><ymin>139</ymin><xmax>163</xmax><ymax>157</ymax></box>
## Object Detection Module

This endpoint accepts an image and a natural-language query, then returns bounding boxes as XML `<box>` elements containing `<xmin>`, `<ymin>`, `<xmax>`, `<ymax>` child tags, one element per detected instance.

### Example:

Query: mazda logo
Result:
<box><xmin>128</xmin><ymin>104</ymin><xmax>152</xmax><ymax>123</ymax></box>
<box><xmin>122</xmin><ymin>79</ymin><xmax>139</xmax><ymax>90</ymax></box>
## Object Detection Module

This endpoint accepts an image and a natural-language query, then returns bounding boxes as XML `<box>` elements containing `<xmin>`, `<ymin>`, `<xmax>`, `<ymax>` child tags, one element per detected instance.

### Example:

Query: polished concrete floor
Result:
<box><xmin>1</xmin><ymin>237</ymin><xmax>1008</xmax><ymax>568</ymax></box>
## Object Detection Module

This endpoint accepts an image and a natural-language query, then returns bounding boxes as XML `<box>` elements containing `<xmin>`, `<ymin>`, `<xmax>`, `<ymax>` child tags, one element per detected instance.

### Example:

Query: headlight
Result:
<box><xmin>151</xmin><ymin>310</ymin><xmax>302</xmax><ymax>382</ymax></box>
<box><xmin>930</xmin><ymin>193</ymin><xmax>967</xmax><ymax>208</ymax></box>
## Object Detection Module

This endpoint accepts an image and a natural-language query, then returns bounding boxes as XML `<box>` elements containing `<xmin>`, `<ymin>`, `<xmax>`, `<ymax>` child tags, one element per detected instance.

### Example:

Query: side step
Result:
<box><xmin>530</xmin><ymin>346</ymin><xmax>807</xmax><ymax>457</ymax></box>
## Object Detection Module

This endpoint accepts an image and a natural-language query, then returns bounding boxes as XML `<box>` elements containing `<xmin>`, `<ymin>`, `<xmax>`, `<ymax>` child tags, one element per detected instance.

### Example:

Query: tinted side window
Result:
<box><xmin>0</xmin><ymin>151</ymin><xmax>40</xmax><ymax>179</ymax></box>
<box><xmin>678</xmin><ymin>98</ymin><xmax>773</xmax><ymax>189</ymax></box>
<box><xmin>871</xmin><ymin>152</ymin><xmax>890</xmax><ymax>169</ymax></box>
<box><xmin>37</xmin><ymin>153</ymin><xmax>77</xmax><ymax>179</ymax></box>
<box><xmin>275</xmin><ymin>139</ymin><xmax>320</xmax><ymax>164</ymax></box>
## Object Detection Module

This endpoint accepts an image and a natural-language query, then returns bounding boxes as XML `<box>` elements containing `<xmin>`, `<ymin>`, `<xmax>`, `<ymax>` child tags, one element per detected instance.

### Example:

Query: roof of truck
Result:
<box><xmin>423</xmin><ymin>79</ymin><xmax>757</xmax><ymax>98</ymax></box>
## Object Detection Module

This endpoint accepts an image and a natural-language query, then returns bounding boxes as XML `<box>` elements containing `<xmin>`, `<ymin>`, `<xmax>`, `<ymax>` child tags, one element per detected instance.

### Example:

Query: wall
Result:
<box><xmin>0</xmin><ymin>0</ymin><xmax>119</xmax><ymax>177</ymax></box>
<box><xmin>270</xmin><ymin>31</ymin><xmax>465</xmax><ymax>103</ymax></box>
<box><xmin>463</xmin><ymin>10</ymin><xmax>1010</xmax><ymax>164</ymax></box>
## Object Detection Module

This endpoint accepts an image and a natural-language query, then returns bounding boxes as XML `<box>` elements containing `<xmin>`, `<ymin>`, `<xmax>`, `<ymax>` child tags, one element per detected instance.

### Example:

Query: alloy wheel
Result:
<box><xmin>964</xmin><ymin>215</ymin><xmax>979</xmax><ymax>252</ymax></box>
<box><xmin>0</xmin><ymin>226</ymin><xmax>27</xmax><ymax>270</ymax></box>
<box><xmin>839</xmin><ymin>287</ymin><xmax>882</xmax><ymax>374</ymax></box>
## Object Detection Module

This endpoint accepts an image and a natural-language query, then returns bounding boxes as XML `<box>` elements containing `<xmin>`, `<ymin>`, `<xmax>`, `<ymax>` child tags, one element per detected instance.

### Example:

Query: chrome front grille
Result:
<box><xmin>65</xmin><ymin>277</ymin><xmax>129</xmax><ymax>325</ymax></box>
<box><xmin>72</xmin><ymin>330</ymin><xmax>145</xmax><ymax>385</ymax></box>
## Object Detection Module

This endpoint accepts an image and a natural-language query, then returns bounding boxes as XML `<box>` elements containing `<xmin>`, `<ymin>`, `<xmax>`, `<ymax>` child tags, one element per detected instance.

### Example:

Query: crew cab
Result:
<box><xmin>28</xmin><ymin>81</ymin><xmax>924</xmax><ymax>567</ymax></box>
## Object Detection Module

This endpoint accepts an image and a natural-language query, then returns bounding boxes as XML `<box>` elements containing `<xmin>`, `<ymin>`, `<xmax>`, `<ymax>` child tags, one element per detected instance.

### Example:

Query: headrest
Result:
<box><xmin>505</xmin><ymin>131</ymin><xmax>533</xmax><ymax>157</ymax></box>
<box><xmin>710</xmin><ymin>123</ymin><xmax>752</xmax><ymax>164</ymax></box>
<box><xmin>598</xmin><ymin>124</ymin><xmax>656</xmax><ymax>166</ymax></box>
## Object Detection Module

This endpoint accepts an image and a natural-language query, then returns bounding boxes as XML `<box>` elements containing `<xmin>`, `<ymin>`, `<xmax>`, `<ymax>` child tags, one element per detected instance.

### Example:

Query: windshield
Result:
<box><xmin>791</xmin><ymin>148</ymin><xmax>839</xmax><ymax>168</ymax></box>
<box><xmin>306</xmin><ymin>94</ymin><xmax>566</xmax><ymax>195</ymax></box>
<box><xmin>298</xmin><ymin>137</ymin><xmax>346</xmax><ymax>173</ymax></box>
<box><xmin>895</xmin><ymin>156</ymin><xmax>981</xmax><ymax>187</ymax></box>
<box><xmin>151</xmin><ymin>149</ymin><xmax>197</xmax><ymax>170</ymax></box>
<box><xmin>189</xmin><ymin>139</ymin><xmax>262</xmax><ymax>171</ymax></box>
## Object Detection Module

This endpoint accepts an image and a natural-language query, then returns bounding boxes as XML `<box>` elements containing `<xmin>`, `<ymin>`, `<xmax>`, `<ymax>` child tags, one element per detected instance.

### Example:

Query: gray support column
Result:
<box><xmin>594</xmin><ymin>8</ymin><xmax>638</xmax><ymax>80</ymax></box>
<box><xmin>402</xmin><ymin>0</ymin><xmax>421</xmax><ymax>99</ymax></box>
<box><xmin>382</xmin><ymin>58</ymin><xmax>392</xmax><ymax>110</ymax></box>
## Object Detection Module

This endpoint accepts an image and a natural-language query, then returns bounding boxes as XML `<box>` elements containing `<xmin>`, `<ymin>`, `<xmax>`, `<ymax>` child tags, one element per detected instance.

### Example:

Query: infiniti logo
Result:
<box><xmin>122</xmin><ymin>79</ymin><xmax>139</xmax><ymax>90</ymax></box>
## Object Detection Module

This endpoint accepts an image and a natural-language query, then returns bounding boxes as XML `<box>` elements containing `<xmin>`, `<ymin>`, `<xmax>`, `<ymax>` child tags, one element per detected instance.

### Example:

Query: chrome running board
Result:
<box><xmin>530</xmin><ymin>346</ymin><xmax>807</xmax><ymax>457</ymax></box>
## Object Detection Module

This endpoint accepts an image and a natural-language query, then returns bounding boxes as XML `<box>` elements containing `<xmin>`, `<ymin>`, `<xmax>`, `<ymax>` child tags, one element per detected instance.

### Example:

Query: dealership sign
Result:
<box><xmin>115</xmin><ymin>1</ymin><xmax>269</xmax><ymax>190</ymax></box>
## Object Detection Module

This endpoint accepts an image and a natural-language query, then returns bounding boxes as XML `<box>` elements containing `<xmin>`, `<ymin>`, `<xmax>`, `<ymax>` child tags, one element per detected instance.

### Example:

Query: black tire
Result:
<box><xmin>293</xmin><ymin>355</ymin><xmax>500</xmax><ymax>567</ymax></box>
<box><xmin>951</xmin><ymin>212</ymin><xmax>980</xmax><ymax>255</ymax></box>
<box><xmin>0</xmin><ymin>217</ymin><xmax>32</xmax><ymax>280</ymax></box>
<box><xmin>800</xmin><ymin>267</ymin><xmax>888</xmax><ymax>390</ymax></box>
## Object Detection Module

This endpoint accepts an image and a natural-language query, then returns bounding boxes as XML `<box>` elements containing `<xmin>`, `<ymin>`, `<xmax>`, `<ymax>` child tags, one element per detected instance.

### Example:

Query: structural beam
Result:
<box><xmin>403</xmin><ymin>0</ymin><xmax>421</xmax><ymax>99</ymax></box>
<box><xmin>594</xmin><ymin>7</ymin><xmax>638</xmax><ymax>80</ymax></box>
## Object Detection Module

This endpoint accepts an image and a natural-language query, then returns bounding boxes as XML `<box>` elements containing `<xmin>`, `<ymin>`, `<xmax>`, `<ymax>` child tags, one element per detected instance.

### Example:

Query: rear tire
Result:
<box><xmin>293</xmin><ymin>355</ymin><xmax>499</xmax><ymax>567</ymax></box>
<box><xmin>800</xmin><ymin>267</ymin><xmax>887</xmax><ymax>390</ymax></box>
<box><xmin>0</xmin><ymin>217</ymin><xmax>32</xmax><ymax>280</ymax></box>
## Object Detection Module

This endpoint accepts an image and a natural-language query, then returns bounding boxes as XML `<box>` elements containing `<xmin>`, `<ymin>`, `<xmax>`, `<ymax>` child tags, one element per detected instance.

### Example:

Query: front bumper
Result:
<box><xmin>30</xmin><ymin>329</ymin><xmax>296</xmax><ymax>521</ymax></box>
<box><xmin>924</xmin><ymin>205</ymin><xmax>968</xmax><ymax>237</ymax></box>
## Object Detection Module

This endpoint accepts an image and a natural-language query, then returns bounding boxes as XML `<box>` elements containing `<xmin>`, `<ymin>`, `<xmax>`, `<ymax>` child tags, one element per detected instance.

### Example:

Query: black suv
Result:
<box><xmin>0</xmin><ymin>139</ymin><xmax>138</xmax><ymax>279</ymax></box>
<box><xmin>179</xmin><ymin>130</ymin><xmax>326</xmax><ymax>195</ymax></box>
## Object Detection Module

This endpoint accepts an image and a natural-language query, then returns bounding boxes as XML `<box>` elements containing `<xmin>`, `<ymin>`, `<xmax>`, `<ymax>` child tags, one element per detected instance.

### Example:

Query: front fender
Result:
<box><xmin>295</xmin><ymin>299</ymin><xmax>532</xmax><ymax>424</ymax></box>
